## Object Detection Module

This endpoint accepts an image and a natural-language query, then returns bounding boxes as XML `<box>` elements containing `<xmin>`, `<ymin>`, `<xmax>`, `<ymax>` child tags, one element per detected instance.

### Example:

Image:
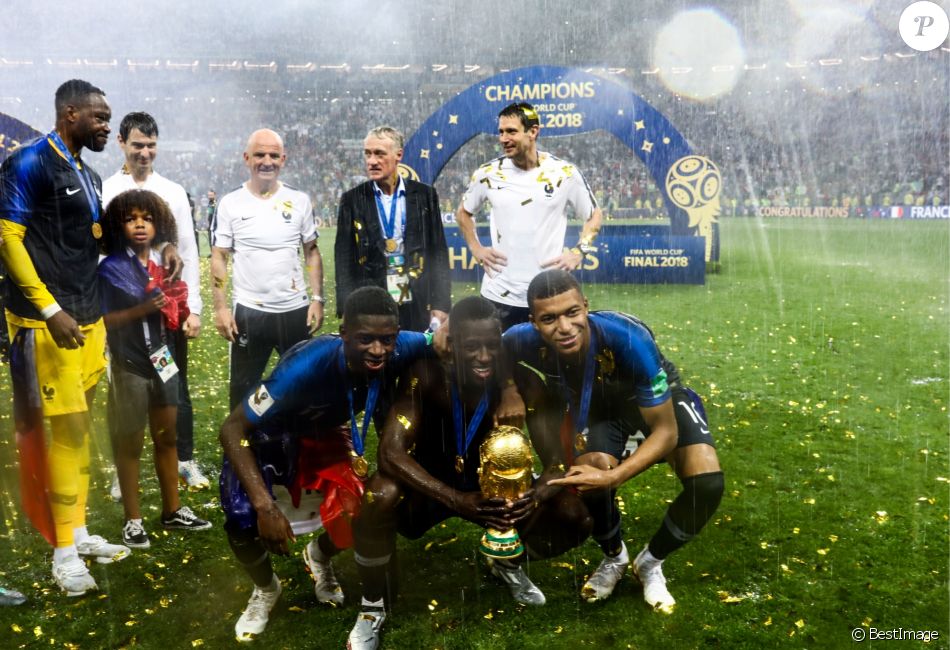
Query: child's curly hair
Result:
<box><xmin>99</xmin><ymin>189</ymin><xmax>178</xmax><ymax>255</ymax></box>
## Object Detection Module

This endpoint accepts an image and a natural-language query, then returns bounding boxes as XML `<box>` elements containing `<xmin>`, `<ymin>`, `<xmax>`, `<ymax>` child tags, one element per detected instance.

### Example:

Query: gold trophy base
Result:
<box><xmin>480</xmin><ymin>527</ymin><xmax>524</xmax><ymax>560</ymax></box>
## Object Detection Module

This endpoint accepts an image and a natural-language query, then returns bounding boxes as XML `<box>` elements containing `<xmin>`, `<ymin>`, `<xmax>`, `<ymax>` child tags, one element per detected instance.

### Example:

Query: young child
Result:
<box><xmin>98</xmin><ymin>189</ymin><xmax>212</xmax><ymax>548</ymax></box>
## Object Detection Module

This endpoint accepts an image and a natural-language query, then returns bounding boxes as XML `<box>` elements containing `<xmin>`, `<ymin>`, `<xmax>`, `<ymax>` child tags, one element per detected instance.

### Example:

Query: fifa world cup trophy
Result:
<box><xmin>477</xmin><ymin>425</ymin><xmax>534</xmax><ymax>559</ymax></box>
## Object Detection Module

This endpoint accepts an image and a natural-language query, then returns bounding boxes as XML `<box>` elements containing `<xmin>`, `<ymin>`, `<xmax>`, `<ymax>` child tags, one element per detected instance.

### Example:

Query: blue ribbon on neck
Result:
<box><xmin>450</xmin><ymin>382</ymin><xmax>490</xmax><ymax>462</ymax></box>
<box><xmin>559</xmin><ymin>325</ymin><xmax>598</xmax><ymax>435</ymax></box>
<box><xmin>47</xmin><ymin>130</ymin><xmax>100</xmax><ymax>224</ymax></box>
<box><xmin>343</xmin><ymin>349</ymin><xmax>382</xmax><ymax>459</ymax></box>
<box><xmin>373</xmin><ymin>180</ymin><xmax>404</xmax><ymax>240</ymax></box>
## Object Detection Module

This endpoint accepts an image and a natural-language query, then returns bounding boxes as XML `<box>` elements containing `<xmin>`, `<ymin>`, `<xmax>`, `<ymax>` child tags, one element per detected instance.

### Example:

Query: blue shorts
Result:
<box><xmin>583</xmin><ymin>386</ymin><xmax>716</xmax><ymax>459</ymax></box>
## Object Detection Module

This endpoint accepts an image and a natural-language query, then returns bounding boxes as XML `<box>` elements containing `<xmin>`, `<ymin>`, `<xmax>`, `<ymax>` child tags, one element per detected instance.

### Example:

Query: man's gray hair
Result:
<box><xmin>366</xmin><ymin>126</ymin><xmax>405</xmax><ymax>151</ymax></box>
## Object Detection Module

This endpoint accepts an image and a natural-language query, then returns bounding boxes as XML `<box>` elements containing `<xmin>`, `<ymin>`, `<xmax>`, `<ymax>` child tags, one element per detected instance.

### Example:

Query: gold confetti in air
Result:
<box><xmin>484</xmin><ymin>611</ymin><xmax>493</xmax><ymax>620</ymax></box>
<box><xmin>428</xmin><ymin>600</ymin><xmax>438</xmax><ymax>612</ymax></box>
<box><xmin>240</xmin><ymin>439</ymin><xmax>250</xmax><ymax>447</ymax></box>
<box><xmin>397</xmin><ymin>414</ymin><xmax>412</xmax><ymax>430</ymax></box>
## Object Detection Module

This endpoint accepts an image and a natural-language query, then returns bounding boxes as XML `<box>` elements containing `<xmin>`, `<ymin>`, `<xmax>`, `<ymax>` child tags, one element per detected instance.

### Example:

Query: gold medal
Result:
<box><xmin>352</xmin><ymin>453</ymin><xmax>369</xmax><ymax>478</ymax></box>
<box><xmin>455</xmin><ymin>455</ymin><xmax>465</xmax><ymax>474</ymax></box>
<box><xmin>385</xmin><ymin>238</ymin><xmax>397</xmax><ymax>253</ymax></box>
<box><xmin>574</xmin><ymin>433</ymin><xmax>587</xmax><ymax>454</ymax></box>
<box><xmin>91</xmin><ymin>222</ymin><xmax>102</xmax><ymax>239</ymax></box>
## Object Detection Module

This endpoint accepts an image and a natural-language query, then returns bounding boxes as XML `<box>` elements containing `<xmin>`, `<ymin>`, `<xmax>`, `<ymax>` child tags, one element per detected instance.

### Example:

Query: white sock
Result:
<box><xmin>53</xmin><ymin>546</ymin><xmax>78</xmax><ymax>564</ymax></box>
<box><xmin>361</xmin><ymin>597</ymin><xmax>384</xmax><ymax>610</ymax></box>
<box><xmin>72</xmin><ymin>526</ymin><xmax>89</xmax><ymax>545</ymax></box>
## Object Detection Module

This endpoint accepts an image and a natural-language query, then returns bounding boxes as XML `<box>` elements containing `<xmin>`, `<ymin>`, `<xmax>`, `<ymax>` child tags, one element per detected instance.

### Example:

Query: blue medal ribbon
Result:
<box><xmin>559</xmin><ymin>325</ymin><xmax>598</xmax><ymax>437</ymax></box>
<box><xmin>342</xmin><ymin>348</ymin><xmax>382</xmax><ymax>460</ymax></box>
<box><xmin>373</xmin><ymin>180</ymin><xmax>405</xmax><ymax>240</ymax></box>
<box><xmin>450</xmin><ymin>382</ymin><xmax>490</xmax><ymax>466</ymax></box>
<box><xmin>47</xmin><ymin>131</ymin><xmax>100</xmax><ymax>224</ymax></box>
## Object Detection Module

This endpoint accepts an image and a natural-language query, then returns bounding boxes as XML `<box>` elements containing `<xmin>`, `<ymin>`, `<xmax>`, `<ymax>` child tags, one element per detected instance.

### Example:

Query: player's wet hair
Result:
<box><xmin>498</xmin><ymin>102</ymin><xmax>540</xmax><ymax>131</ymax></box>
<box><xmin>527</xmin><ymin>270</ymin><xmax>582</xmax><ymax>310</ymax></box>
<box><xmin>366</xmin><ymin>125</ymin><xmax>405</xmax><ymax>151</ymax></box>
<box><xmin>449</xmin><ymin>296</ymin><xmax>500</xmax><ymax>338</ymax></box>
<box><xmin>119</xmin><ymin>112</ymin><xmax>159</xmax><ymax>140</ymax></box>
<box><xmin>343</xmin><ymin>286</ymin><xmax>399</xmax><ymax>327</ymax></box>
<box><xmin>100</xmin><ymin>189</ymin><xmax>178</xmax><ymax>255</ymax></box>
<box><xmin>54</xmin><ymin>79</ymin><xmax>105</xmax><ymax>116</ymax></box>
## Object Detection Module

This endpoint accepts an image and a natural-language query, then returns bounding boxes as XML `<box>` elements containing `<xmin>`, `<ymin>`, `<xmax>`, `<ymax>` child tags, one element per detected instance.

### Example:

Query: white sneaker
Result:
<box><xmin>347</xmin><ymin>607</ymin><xmax>386</xmax><ymax>650</ymax></box>
<box><xmin>52</xmin><ymin>555</ymin><xmax>97</xmax><ymax>597</ymax></box>
<box><xmin>234</xmin><ymin>575</ymin><xmax>282</xmax><ymax>642</ymax></box>
<box><xmin>488</xmin><ymin>558</ymin><xmax>546</xmax><ymax>606</ymax></box>
<box><xmin>581</xmin><ymin>542</ymin><xmax>629</xmax><ymax>602</ymax></box>
<box><xmin>76</xmin><ymin>535</ymin><xmax>131</xmax><ymax>565</ymax></box>
<box><xmin>303</xmin><ymin>540</ymin><xmax>344</xmax><ymax>606</ymax></box>
<box><xmin>179</xmin><ymin>460</ymin><xmax>211</xmax><ymax>490</ymax></box>
<box><xmin>633</xmin><ymin>545</ymin><xmax>676</xmax><ymax>613</ymax></box>
<box><xmin>110</xmin><ymin>474</ymin><xmax>122</xmax><ymax>502</ymax></box>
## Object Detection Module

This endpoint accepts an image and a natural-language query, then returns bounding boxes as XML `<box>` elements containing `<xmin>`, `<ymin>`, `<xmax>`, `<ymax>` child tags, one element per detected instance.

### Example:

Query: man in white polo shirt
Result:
<box><xmin>455</xmin><ymin>102</ymin><xmax>603</xmax><ymax>330</ymax></box>
<box><xmin>102</xmin><ymin>112</ymin><xmax>210</xmax><ymax>491</ymax></box>
<box><xmin>210</xmin><ymin>128</ymin><xmax>325</xmax><ymax>410</ymax></box>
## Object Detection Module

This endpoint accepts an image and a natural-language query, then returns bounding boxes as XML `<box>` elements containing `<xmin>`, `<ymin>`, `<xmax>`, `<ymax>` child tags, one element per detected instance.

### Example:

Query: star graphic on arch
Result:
<box><xmin>635</xmin><ymin>120</ymin><xmax>646</xmax><ymax>130</ymax></box>
<box><xmin>420</xmin><ymin>149</ymin><xmax>430</xmax><ymax>159</ymax></box>
<box><xmin>641</xmin><ymin>140</ymin><xmax>654</xmax><ymax>153</ymax></box>
<box><xmin>449</xmin><ymin>115</ymin><xmax>459</xmax><ymax>124</ymax></box>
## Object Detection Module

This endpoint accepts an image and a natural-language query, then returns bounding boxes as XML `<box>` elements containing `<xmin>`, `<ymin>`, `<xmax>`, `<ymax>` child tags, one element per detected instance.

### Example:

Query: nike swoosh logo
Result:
<box><xmin>66</xmin><ymin>187</ymin><xmax>81</xmax><ymax>196</ymax></box>
<box><xmin>241</xmin><ymin>216</ymin><xmax>254</xmax><ymax>220</ymax></box>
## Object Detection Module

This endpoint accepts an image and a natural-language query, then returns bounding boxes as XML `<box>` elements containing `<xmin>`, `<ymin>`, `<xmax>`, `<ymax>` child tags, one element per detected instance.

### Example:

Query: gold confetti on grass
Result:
<box><xmin>817</xmin><ymin>548</ymin><xmax>829</xmax><ymax>556</ymax></box>
<box><xmin>191</xmin><ymin>641</ymin><xmax>205</xmax><ymax>647</ymax></box>
<box><xmin>795</xmin><ymin>619</ymin><xmax>805</xmax><ymax>629</ymax></box>
<box><xmin>288</xmin><ymin>606</ymin><xmax>305</xmax><ymax>613</ymax></box>
<box><xmin>12</xmin><ymin>624</ymin><xmax>22</xmax><ymax>633</ymax></box>
<box><xmin>717</xmin><ymin>591</ymin><xmax>748</xmax><ymax>603</ymax></box>
<box><xmin>829</xmin><ymin>535</ymin><xmax>838</xmax><ymax>543</ymax></box>
<box><xmin>874</xmin><ymin>511</ymin><xmax>889</xmax><ymax>524</ymax></box>
<box><xmin>34</xmin><ymin>626</ymin><xmax>43</xmax><ymax>638</ymax></box>
<box><xmin>764</xmin><ymin>616</ymin><xmax>772</xmax><ymax>626</ymax></box>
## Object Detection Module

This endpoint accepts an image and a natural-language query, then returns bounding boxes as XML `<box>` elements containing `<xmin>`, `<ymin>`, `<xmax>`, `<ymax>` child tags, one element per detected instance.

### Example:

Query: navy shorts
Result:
<box><xmin>582</xmin><ymin>386</ymin><xmax>715</xmax><ymax>459</ymax></box>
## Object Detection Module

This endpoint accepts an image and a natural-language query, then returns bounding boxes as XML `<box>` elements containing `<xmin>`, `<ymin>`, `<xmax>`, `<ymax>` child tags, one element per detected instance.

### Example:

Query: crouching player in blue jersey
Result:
<box><xmin>219</xmin><ymin>286</ymin><xmax>433</xmax><ymax>641</ymax></box>
<box><xmin>347</xmin><ymin>296</ymin><xmax>591</xmax><ymax>650</ymax></box>
<box><xmin>506</xmin><ymin>270</ymin><xmax>724</xmax><ymax>613</ymax></box>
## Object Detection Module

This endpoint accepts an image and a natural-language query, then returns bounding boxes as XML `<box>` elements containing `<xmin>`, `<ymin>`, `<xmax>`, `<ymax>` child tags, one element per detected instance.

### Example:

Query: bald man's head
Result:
<box><xmin>243</xmin><ymin>129</ymin><xmax>286</xmax><ymax>186</ymax></box>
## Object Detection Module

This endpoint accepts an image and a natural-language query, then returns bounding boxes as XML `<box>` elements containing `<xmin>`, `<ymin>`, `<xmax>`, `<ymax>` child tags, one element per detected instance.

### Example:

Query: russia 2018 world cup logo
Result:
<box><xmin>665</xmin><ymin>156</ymin><xmax>721</xmax><ymax>263</ymax></box>
<box><xmin>397</xmin><ymin>163</ymin><xmax>420</xmax><ymax>182</ymax></box>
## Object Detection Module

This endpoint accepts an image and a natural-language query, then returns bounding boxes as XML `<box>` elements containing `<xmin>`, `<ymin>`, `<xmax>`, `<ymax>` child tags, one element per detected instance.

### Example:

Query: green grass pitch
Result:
<box><xmin>0</xmin><ymin>217</ymin><xmax>946</xmax><ymax>648</ymax></box>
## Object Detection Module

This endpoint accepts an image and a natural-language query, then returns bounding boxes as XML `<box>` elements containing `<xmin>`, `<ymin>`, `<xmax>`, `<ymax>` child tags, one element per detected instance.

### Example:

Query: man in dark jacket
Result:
<box><xmin>334</xmin><ymin>126</ymin><xmax>451</xmax><ymax>331</ymax></box>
